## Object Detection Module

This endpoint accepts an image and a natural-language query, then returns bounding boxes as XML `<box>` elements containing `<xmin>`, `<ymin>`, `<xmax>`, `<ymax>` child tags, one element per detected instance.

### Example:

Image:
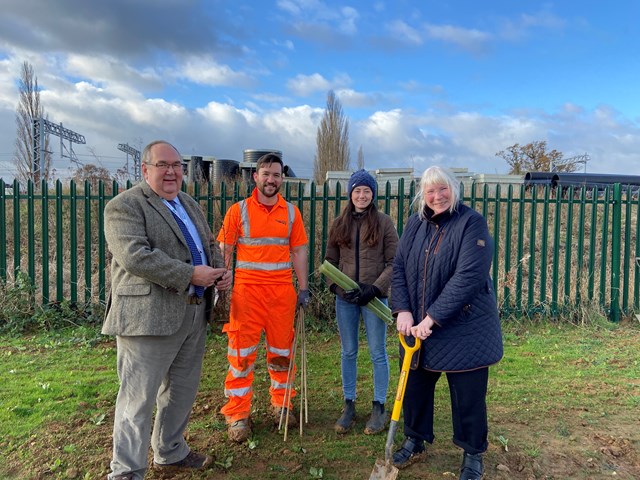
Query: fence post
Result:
<box><xmin>0</xmin><ymin>179</ymin><xmax>5</xmax><ymax>281</ymax></box>
<box><xmin>70</xmin><ymin>180</ymin><xmax>78</xmax><ymax>303</ymax></box>
<box><xmin>27</xmin><ymin>180</ymin><xmax>35</xmax><ymax>283</ymax></box>
<box><xmin>84</xmin><ymin>180</ymin><xmax>92</xmax><ymax>303</ymax></box>
<box><xmin>98</xmin><ymin>181</ymin><xmax>106</xmax><ymax>304</ymax></box>
<box><xmin>56</xmin><ymin>180</ymin><xmax>64</xmax><ymax>302</ymax></box>
<box><xmin>41</xmin><ymin>179</ymin><xmax>50</xmax><ymax>303</ymax></box>
<box><xmin>610</xmin><ymin>183</ymin><xmax>622</xmax><ymax>322</ymax></box>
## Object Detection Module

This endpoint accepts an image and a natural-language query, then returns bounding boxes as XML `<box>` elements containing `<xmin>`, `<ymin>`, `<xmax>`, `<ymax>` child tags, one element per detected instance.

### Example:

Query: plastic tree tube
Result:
<box><xmin>319</xmin><ymin>260</ymin><xmax>394</xmax><ymax>326</ymax></box>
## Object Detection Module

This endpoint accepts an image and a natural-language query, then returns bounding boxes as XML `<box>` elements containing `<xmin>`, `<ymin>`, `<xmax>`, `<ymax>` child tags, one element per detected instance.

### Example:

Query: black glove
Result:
<box><xmin>329</xmin><ymin>283</ymin><xmax>346</xmax><ymax>298</ymax></box>
<box><xmin>297</xmin><ymin>289</ymin><xmax>310</xmax><ymax>308</ymax></box>
<box><xmin>342</xmin><ymin>288</ymin><xmax>362</xmax><ymax>304</ymax></box>
<box><xmin>355</xmin><ymin>282</ymin><xmax>381</xmax><ymax>306</ymax></box>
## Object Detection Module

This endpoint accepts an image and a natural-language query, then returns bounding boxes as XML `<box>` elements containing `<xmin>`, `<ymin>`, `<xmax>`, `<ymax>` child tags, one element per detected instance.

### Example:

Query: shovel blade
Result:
<box><xmin>368</xmin><ymin>459</ymin><xmax>399</xmax><ymax>480</ymax></box>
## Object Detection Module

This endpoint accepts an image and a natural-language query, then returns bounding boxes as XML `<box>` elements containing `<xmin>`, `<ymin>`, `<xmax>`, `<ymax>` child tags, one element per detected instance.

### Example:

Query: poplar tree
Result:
<box><xmin>313</xmin><ymin>90</ymin><xmax>350</xmax><ymax>183</ymax></box>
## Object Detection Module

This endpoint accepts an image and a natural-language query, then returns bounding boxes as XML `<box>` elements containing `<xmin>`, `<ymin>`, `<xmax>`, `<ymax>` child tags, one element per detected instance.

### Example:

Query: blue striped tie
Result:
<box><xmin>168</xmin><ymin>200</ymin><xmax>205</xmax><ymax>298</ymax></box>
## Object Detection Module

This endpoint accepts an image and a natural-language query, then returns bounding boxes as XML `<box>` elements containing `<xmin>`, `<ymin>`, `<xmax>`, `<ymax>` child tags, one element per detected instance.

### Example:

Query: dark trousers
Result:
<box><xmin>402</xmin><ymin>367</ymin><xmax>489</xmax><ymax>455</ymax></box>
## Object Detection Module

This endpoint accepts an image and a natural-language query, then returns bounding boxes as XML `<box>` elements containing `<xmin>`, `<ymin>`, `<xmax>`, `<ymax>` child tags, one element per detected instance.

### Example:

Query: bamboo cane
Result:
<box><xmin>280</xmin><ymin>317</ymin><xmax>298</xmax><ymax>435</ymax></box>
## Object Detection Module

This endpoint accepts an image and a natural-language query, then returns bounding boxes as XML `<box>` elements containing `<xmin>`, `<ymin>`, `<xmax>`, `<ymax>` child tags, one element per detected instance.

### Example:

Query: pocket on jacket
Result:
<box><xmin>115</xmin><ymin>283</ymin><xmax>151</xmax><ymax>296</ymax></box>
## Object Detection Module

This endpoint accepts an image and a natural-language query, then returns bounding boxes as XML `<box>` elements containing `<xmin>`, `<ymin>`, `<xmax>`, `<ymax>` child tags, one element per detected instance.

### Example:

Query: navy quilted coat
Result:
<box><xmin>392</xmin><ymin>203</ymin><xmax>503</xmax><ymax>371</ymax></box>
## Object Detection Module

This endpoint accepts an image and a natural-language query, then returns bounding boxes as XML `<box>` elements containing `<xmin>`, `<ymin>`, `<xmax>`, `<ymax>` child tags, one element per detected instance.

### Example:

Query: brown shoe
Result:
<box><xmin>270</xmin><ymin>405</ymin><xmax>298</xmax><ymax>428</ymax></box>
<box><xmin>154</xmin><ymin>451</ymin><xmax>212</xmax><ymax>470</ymax></box>
<box><xmin>228</xmin><ymin>418</ymin><xmax>252</xmax><ymax>443</ymax></box>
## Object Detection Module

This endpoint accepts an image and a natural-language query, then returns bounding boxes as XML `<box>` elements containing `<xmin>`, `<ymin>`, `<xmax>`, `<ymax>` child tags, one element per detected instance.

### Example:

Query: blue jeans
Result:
<box><xmin>335</xmin><ymin>296</ymin><xmax>390</xmax><ymax>404</ymax></box>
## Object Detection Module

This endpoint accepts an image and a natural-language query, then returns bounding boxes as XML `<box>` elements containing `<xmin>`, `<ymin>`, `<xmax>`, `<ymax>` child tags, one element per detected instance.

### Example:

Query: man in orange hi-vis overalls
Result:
<box><xmin>217</xmin><ymin>153</ymin><xmax>309</xmax><ymax>443</ymax></box>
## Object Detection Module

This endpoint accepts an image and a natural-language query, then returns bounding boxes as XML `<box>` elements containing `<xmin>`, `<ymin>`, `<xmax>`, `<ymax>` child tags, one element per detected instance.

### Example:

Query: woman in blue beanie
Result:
<box><xmin>325</xmin><ymin>169</ymin><xmax>399</xmax><ymax>434</ymax></box>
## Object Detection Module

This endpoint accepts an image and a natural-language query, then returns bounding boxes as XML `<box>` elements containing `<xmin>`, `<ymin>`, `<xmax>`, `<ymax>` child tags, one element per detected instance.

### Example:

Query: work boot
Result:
<box><xmin>334</xmin><ymin>399</ymin><xmax>356</xmax><ymax>434</ymax></box>
<box><xmin>459</xmin><ymin>452</ymin><xmax>484</xmax><ymax>480</ymax></box>
<box><xmin>270</xmin><ymin>405</ymin><xmax>298</xmax><ymax>428</ymax></box>
<box><xmin>227</xmin><ymin>418</ymin><xmax>252</xmax><ymax>443</ymax></box>
<box><xmin>392</xmin><ymin>436</ymin><xmax>426</xmax><ymax>469</ymax></box>
<box><xmin>364</xmin><ymin>401</ymin><xmax>388</xmax><ymax>434</ymax></box>
<box><xmin>154</xmin><ymin>451</ymin><xmax>213</xmax><ymax>470</ymax></box>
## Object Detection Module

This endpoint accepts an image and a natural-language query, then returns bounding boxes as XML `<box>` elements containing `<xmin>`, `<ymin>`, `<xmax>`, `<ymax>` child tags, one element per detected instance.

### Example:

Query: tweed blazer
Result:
<box><xmin>102</xmin><ymin>181</ymin><xmax>223</xmax><ymax>336</ymax></box>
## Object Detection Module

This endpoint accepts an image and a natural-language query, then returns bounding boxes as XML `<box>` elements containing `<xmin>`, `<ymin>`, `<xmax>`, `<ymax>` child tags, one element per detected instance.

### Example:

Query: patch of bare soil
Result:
<box><xmin>4</xmin><ymin>396</ymin><xmax>638</xmax><ymax>480</ymax></box>
<box><xmin>482</xmin><ymin>410</ymin><xmax>640</xmax><ymax>480</ymax></box>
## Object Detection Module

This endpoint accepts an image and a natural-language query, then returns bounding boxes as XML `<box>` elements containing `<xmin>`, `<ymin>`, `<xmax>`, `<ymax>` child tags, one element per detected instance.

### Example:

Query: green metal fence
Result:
<box><xmin>0</xmin><ymin>178</ymin><xmax>637</xmax><ymax>321</ymax></box>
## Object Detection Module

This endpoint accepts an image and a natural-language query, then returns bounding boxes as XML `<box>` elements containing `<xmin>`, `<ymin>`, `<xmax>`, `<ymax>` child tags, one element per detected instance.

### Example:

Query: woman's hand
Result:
<box><xmin>396</xmin><ymin>311</ymin><xmax>414</xmax><ymax>336</ymax></box>
<box><xmin>410</xmin><ymin>315</ymin><xmax>435</xmax><ymax>340</ymax></box>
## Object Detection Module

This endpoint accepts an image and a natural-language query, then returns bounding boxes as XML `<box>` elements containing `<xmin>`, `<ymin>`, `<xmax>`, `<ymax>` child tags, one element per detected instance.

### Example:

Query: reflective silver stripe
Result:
<box><xmin>239</xmin><ymin>200</ymin><xmax>250</xmax><ymax>237</ymax></box>
<box><xmin>238</xmin><ymin>237</ymin><xmax>289</xmax><ymax>246</ymax></box>
<box><xmin>267</xmin><ymin>344</ymin><xmax>290</xmax><ymax>357</ymax></box>
<box><xmin>236</xmin><ymin>261</ymin><xmax>291</xmax><ymax>271</ymax></box>
<box><xmin>286</xmin><ymin>202</ymin><xmax>295</xmax><ymax>236</ymax></box>
<box><xmin>229</xmin><ymin>364</ymin><xmax>255</xmax><ymax>378</ymax></box>
<box><xmin>239</xmin><ymin>199</ymin><xmax>296</xmax><ymax>240</ymax></box>
<box><xmin>235</xmin><ymin>199</ymin><xmax>296</xmax><ymax>270</ymax></box>
<box><xmin>271</xmin><ymin>380</ymin><xmax>291</xmax><ymax>390</ymax></box>
<box><xmin>225</xmin><ymin>386</ymin><xmax>252</xmax><ymax>397</ymax></box>
<box><xmin>227</xmin><ymin>344</ymin><xmax>259</xmax><ymax>357</ymax></box>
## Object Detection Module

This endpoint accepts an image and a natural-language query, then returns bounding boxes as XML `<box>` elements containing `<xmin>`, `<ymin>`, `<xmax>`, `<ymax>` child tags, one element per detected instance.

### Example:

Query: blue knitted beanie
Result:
<box><xmin>347</xmin><ymin>169</ymin><xmax>377</xmax><ymax>200</ymax></box>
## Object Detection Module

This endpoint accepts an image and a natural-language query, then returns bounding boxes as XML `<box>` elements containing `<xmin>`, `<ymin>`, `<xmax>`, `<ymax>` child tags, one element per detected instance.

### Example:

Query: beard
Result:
<box><xmin>257</xmin><ymin>182</ymin><xmax>280</xmax><ymax>198</ymax></box>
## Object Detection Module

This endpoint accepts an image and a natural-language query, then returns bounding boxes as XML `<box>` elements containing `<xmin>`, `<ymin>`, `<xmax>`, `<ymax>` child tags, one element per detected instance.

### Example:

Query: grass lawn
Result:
<box><xmin>1</xmin><ymin>319</ymin><xmax>639</xmax><ymax>479</ymax></box>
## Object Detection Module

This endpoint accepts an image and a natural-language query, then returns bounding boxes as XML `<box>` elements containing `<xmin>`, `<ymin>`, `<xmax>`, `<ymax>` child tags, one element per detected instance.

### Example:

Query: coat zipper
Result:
<box><xmin>420</xmin><ymin>223</ymin><xmax>443</xmax><ymax>319</ymax></box>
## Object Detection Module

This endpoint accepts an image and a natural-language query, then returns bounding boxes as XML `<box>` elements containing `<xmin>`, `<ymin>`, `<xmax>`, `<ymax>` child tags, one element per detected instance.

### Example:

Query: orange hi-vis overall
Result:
<box><xmin>217</xmin><ymin>189</ymin><xmax>308</xmax><ymax>423</ymax></box>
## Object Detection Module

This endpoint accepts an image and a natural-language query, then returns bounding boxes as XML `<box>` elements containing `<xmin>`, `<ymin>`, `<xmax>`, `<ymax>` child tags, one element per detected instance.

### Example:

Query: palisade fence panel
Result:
<box><xmin>0</xmin><ymin>178</ymin><xmax>637</xmax><ymax>321</ymax></box>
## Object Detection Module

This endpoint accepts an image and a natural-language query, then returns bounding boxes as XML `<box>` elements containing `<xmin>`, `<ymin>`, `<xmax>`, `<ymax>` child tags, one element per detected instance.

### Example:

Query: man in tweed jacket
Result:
<box><xmin>103</xmin><ymin>140</ymin><xmax>232</xmax><ymax>479</ymax></box>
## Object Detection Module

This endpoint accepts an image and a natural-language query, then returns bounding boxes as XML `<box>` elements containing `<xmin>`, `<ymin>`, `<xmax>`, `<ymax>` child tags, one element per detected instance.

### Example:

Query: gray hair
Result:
<box><xmin>412</xmin><ymin>166</ymin><xmax>460</xmax><ymax>220</ymax></box>
<box><xmin>141</xmin><ymin>140</ymin><xmax>180</xmax><ymax>164</ymax></box>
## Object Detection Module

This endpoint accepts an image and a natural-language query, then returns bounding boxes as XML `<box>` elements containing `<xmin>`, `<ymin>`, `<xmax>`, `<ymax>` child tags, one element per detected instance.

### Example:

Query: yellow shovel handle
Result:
<box><xmin>390</xmin><ymin>334</ymin><xmax>422</xmax><ymax>422</ymax></box>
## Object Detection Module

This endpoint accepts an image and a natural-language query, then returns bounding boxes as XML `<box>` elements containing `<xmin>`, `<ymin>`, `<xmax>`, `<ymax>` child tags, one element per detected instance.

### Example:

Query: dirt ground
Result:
<box><xmin>3</xmin><ymin>391</ymin><xmax>639</xmax><ymax>480</ymax></box>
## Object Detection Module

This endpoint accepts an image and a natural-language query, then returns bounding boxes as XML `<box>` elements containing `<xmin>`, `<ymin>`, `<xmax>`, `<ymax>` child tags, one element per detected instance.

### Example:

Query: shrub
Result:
<box><xmin>0</xmin><ymin>271</ymin><xmax>36</xmax><ymax>334</ymax></box>
<box><xmin>0</xmin><ymin>271</ymin><xmax>104</xmax><ymax>334</ymax></box>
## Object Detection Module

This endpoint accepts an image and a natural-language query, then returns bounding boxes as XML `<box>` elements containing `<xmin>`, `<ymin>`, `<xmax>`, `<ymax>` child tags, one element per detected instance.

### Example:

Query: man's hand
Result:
<box><xmin>191</xmin><ymin>265</ymin><xmax>231</xmax><ymax>290</ymax></box>
<box><xmin>213</xmin><ymin>268</ymin><xmax>232</xmax><ymax>291</ymax></box>
<box><xmin>297</xmin><ymin>289</ymin><xmax>310</xmax><ymax>308</ymax></box>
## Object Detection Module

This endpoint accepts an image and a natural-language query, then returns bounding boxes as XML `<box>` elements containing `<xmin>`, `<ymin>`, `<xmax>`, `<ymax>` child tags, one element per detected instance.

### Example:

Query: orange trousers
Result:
<box><xmin>220</xmin><ymin>283</ymin><xmax>297</xmax><ymax>422</ymax></box>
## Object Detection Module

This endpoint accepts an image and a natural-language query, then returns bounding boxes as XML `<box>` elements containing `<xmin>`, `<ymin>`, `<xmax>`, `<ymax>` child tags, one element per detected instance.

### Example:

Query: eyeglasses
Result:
<box><xmin>146</xmin><ymin>162</ymin><xmax>183</xmax><ymax>171</ymax></box>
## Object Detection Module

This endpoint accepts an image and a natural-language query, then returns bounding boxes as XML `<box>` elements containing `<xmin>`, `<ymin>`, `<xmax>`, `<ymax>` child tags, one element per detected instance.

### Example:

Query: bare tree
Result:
<box><xmin>496</xmin><ymin>140</ymin><xmax>577</xmax><ymax>174</ymax></box>
<box><xmin>14</xmin><ymin>61</ymin><xmax>51</xmax><ymax>183</ymax></box>
<box><xmin>313</xmin><ymin>90</ymin><xmax>350</xmax><ymax>183</ymax></box>
<box><xmin>356</xmin><ymin>145</ymin><xmax>364</xmax><ymax>170</ymax></box>
<box><xmin>72</xmin><ymin>163</ymin><xmax>112</xmax><ymax>190</ymax></box>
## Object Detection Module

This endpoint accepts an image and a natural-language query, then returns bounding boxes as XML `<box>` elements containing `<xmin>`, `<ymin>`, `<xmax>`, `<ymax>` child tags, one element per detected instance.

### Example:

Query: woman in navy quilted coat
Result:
<box><xmin>391</xmin><ymin>166</ymin><xmax>503</xmax><ymax>480</ymax></box>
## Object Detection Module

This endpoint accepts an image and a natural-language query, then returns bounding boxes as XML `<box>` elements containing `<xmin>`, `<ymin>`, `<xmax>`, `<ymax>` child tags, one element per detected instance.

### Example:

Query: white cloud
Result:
<box><xmin>335</xmin><ymin>89</ymin><xmax>381</xmax><ymax>108</ymax></box>
<box><xmin>424</xmin><ymin>24</ymin><xmax>491</xmax><ymax>53</ymax></box>
<box><xmin>338</xmin><ymin>6</ymin><xmax>359</xmax><ymax>35</ymax></box>
<box><xmin>386</xmin><ymin>20</ymin><xmax>423</xmax><ymax>46</ymax></box>
<box><xmin>276</xmin><ymin>0</ymin><xmax>360</xmax><ymax>40</ymax></box>
<box><xmin>178</xmin><ymin>56</ymin><xmax>254</xmax><ymax>88</ymax></box>
<box><xmin>273</xmin><ymin>38</ymin><xmax>295</xmax><ymax>51</ymax></box>
<box><xmin>287</xmin><ymin>73</ymin><xmax>351</xmax><ymax>97</ymax></box>
<box><xmin>499</xmin><ymin>9</ymin><xmax>566</xmax><ymax>41</ymax></box>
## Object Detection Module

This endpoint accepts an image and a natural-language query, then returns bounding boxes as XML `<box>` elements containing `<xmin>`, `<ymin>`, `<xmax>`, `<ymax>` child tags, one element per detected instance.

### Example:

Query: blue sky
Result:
<box><xmin>0</xmin><ymin>0</ymin><xmax>638</xmax><ymax>180</ymax></box>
